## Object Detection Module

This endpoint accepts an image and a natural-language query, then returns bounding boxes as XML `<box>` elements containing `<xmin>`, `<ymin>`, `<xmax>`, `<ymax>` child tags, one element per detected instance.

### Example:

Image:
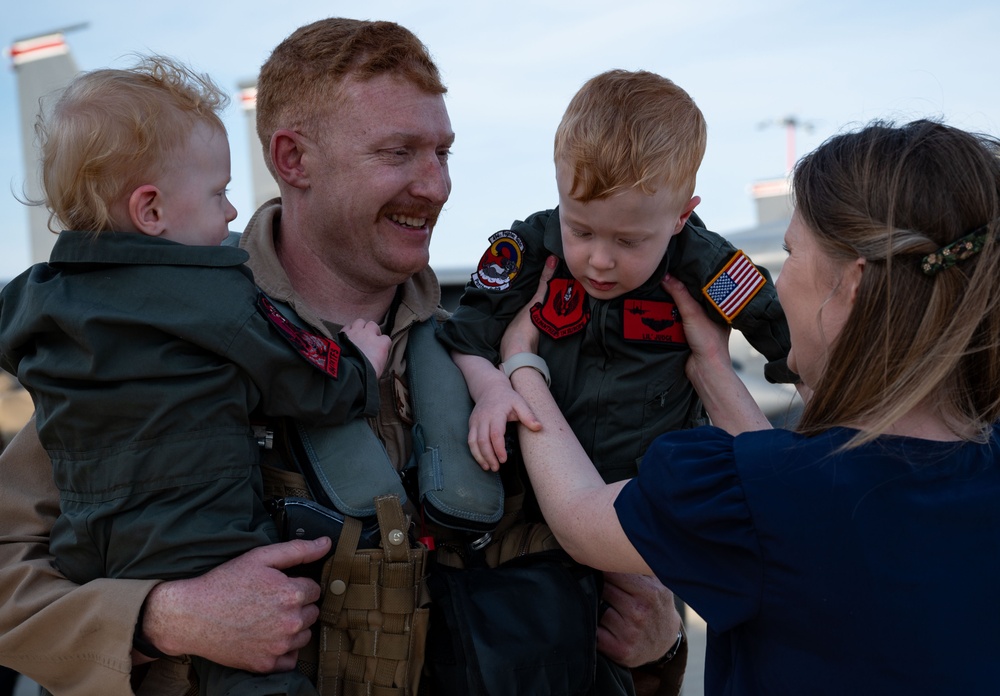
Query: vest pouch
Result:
<box><xmin>424</xmin><ymin>549</ymin><xmax>600</xmax><ymax>696</ymax></box>
<box><xmin>406</xmin><ymin>318</ymin><xmax>505</xmax><ymax>534</ymax></box>
<box><xmin>316</xmin><ymin>494</ymin><xmax>430</xmax><ymax>696</ymax></box>
<box><xmin>290</xmin><ymin>419</ymin><xmax>408</xmax><ymax>521</ymax></box>
<box><xmin>412</xmin><ymin>421</ymin><xmax>504</xmax><ymax>534</ymax></box>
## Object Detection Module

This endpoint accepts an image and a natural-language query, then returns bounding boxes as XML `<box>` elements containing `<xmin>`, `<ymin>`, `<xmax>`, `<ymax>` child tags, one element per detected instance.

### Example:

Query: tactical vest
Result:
<box><xmin>285</xmin><ymin>313</ymin><xmax>504</xmax><ymax>534</ymax></box>
<box><xmin>262</xmin><ymin>302</ymin><xmax>505</xmax><ymax>695</ymax></box>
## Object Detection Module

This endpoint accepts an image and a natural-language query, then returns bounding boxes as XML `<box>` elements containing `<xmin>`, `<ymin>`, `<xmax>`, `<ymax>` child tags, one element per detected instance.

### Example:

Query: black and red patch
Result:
<box><xmin>622</xmin><ymin>299</ymin><xmax>686</xmax><ymax>345</ymax></box>
<box><xmin>258</xmin><ymin>294</ymin><xmax>341</xmax><ymax>378</ymax></box>
<box><xmin>530</xmin><ymin>277</ymin><xmax>590</xmax><ymax>339</ymax></box>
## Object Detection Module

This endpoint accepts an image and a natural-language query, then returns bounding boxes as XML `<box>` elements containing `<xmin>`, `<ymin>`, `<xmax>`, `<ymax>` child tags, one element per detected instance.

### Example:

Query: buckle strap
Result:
<box><xmin>375</xmin><ymin>495</ymin><xmax>410</xmax><ymax>563</ymax></box>
<box><xmin>323</xmin><ymin>515</ymin><xmax>362</xmax><ymax>616</ymax></box>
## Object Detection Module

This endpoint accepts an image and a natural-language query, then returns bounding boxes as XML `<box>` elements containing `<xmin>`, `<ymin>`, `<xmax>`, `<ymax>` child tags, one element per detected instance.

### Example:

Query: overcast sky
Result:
<box><xmin>3</xmin><ymin>0</ymin><xmax>998</xmax><ymax>281</ymax></box>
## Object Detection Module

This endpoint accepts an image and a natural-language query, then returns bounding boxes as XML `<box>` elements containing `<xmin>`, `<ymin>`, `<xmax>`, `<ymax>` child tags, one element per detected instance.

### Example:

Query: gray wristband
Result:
<box><xmin>501</xmin><ymin>352</ymin><xmax>551</xmax><ymax>386</ymax></box>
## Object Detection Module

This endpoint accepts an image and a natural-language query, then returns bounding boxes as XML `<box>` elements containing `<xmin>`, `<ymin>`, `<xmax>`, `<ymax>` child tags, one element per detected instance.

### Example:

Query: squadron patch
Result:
<box><xmin>258</xmin><ymin>294</ymin><xmax>341</xmax><ymax>378</ymax></box>
<box><xmin>702</xmin><ymin>250</ymin><xmax>766</xmax><ymax>323</ymax></box>
<box><xmin>623</xmin><ymin>299</ymin><xmax>686</xmax><ymax>345</ymax></box>
<box><xmin>530</xmin><ymin>277</ymin><xmax>590</xmax><ymax>339</ymax></box>
<box><xmin>472</xmin><ymin>230</ymin><xmax>525</xmax><ymax>291</ymax></box>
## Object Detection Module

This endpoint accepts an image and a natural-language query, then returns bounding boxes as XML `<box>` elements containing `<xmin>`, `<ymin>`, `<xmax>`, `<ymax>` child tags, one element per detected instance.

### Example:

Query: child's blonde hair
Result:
<box><xmin>39</xmin><ymin>55</ymin><xmax>229</xmax><ymax>232</ymax></box>
<box><xmin>554</xmin><ymin>69</ymin><xmax>706</xmax><ymax>205</ymax></box>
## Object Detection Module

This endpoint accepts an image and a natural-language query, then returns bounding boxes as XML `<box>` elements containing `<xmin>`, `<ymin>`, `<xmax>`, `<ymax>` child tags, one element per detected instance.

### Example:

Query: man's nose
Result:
<box><xmin>411</xmin><ymin>156</ymin><xmax>451</xmax><ymax>205</ymax></box>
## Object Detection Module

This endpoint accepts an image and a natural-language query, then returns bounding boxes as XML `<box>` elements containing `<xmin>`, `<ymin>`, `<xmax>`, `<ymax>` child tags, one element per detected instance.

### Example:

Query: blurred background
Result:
<box><xmin>4</xmin><ymin>0</ymin><xmax>998</xmax><ymax>281</ymax></box>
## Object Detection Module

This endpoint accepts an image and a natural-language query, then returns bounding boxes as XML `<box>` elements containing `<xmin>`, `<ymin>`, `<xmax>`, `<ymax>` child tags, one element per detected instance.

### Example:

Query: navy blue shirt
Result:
<box><xmin>615</xmin><ymin>425</ymin><xmax>1000</xmax><ymax>695</ymax></box>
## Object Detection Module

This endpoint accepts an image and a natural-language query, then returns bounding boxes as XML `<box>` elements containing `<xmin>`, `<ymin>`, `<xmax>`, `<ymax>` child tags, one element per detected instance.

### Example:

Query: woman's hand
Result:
<box><xmin>662</xmin><ymin>274</ymin><xmax>771</xmax><ymax>434</ymax></box>
<box><xmin>661</xmin><ymin>273</ymin><xmax>733</xmax><ymax>382</ymax></box>
<box><xmin>500</xmin><ymin>255</ymin><xmax>557</xmax><ymax>361</ymax></box>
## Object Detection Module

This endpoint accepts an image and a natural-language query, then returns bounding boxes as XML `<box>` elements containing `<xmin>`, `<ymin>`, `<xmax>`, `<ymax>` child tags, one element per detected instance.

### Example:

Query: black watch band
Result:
<box><xmin>649</xmin><ymin>627</ymin><xmax>685</xmax><ymax>667</ymax></box>
<box><xmin>133</xmin><ymin>601</ymin><xmax>170</xmax><ymax>659</ymax></box>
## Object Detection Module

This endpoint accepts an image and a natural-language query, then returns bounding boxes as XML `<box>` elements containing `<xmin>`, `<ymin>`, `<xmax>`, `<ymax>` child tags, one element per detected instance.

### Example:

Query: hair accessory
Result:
<box><xmin>920</xmin><ymin>224</ymin><xmax>992</xmax><ymax>275</ymax></box>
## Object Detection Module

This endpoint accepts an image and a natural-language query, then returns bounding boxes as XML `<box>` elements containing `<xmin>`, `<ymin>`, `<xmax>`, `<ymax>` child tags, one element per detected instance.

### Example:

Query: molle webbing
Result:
<box><xmin>318</xmin><ymin>495</ymin><xmax>429</xmax><ymax>696</ymax></box>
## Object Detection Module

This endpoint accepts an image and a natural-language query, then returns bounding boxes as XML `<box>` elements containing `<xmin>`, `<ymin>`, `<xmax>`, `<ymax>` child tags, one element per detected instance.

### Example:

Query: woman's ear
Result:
<box><xmin>128</xmin><ymin>185</ymin><xmax>165</xmax><ymax>236</ymax></box>
<box><xmin>845</xmin><ymin>256</ymin><xmax>866</xmax><ymax>305</ymax></box>
<box><xmin>270</xmin><ymin>129</ymin><xmax>311</xmax><ymax>190</ymax></box>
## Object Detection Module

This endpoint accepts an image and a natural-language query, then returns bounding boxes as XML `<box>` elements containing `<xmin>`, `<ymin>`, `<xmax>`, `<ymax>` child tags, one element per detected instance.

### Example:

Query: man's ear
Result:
<box><xmin>128</xmin><ymin>185</ymin><xmax>165</xmax><ymax>236</ymax></box>
<box><xmin>270</xmin><ymin>129</ymin><xmax>310</xmax><ymax>190</ymax></box>
<box><xmin>673</xmin><ymin>195</ymin><xmax>701</xmax><ymax>234</ymax></box>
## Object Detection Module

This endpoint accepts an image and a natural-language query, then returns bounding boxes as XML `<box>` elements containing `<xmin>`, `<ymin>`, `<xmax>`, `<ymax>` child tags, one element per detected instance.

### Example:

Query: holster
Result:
<box><xmin>316</xmin><ymin>494</ymin><xmax>430</xmax><ymax>696</ymax></box>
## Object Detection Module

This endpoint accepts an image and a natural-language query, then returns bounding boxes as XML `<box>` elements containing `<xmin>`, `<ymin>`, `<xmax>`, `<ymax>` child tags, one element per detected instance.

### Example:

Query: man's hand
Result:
<box><xmin>141</xmin><ymin>537</ymin><xmax>331</xmax><ymax>673</ymax></box>
<box><xmin>598</xmin><ymin>572</ymin><xmax>681</xmax><ymax>668</ymax></box>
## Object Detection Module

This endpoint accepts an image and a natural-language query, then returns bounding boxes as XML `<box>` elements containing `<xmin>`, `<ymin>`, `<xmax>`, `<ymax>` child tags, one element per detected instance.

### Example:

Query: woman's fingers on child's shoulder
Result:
<box><xmin>530</xmin><ymin>255</ymin><xmax>558</xmax><ymax>303</ymax></box>
<box><xmin>661</xmin><ymin>274</ymin><xmax>696</xmax><ymax>312</ymax></box>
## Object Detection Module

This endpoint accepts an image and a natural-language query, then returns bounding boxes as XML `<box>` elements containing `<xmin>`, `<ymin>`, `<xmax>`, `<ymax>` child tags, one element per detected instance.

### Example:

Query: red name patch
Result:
<box><xmin>622</xmin><ymin>299</ymin><xmax>686</xmax><ymax>345</ymax></box>
<box><xmin>258</xmin><ymin>295</ymin><xmax>341</xmax><ymax>378</ymax></box>
<box><xmin>530</xmin><ymin>277</ymin><xmax>590</xmax><ymax>339</ymax></box>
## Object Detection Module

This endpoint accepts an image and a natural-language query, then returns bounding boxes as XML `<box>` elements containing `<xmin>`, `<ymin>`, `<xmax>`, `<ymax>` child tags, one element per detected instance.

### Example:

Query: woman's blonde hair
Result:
<box><xmin>793</xmin><ymin>119</ymin><xmax>1000</xmax><ymax>444</ymax></box>
<box><xmin>554</xmin><ymin>69</ymin><xmax>706</xmax><ymax>206</ymax></box>
<box><xmin>38</xmin><ymin>55</ymin><xmax>228</xmax><ymax>232</ymax></box>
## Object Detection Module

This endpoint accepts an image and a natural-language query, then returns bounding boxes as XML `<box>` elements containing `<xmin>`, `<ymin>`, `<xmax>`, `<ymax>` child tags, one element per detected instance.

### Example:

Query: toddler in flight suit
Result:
<box><xmin>0</xmin><ymin>56</ymin><xmax>389</xmax><ymax>696</ymax></box>
<box><xmin>440</xmin><ymin>69</ymin><xmax>795</xmax><ymax>481</ymax></box>
<box><xmin>438</xmin><ymin>71</ymin><xmax>796</xmax><ymax>690</ymax></box>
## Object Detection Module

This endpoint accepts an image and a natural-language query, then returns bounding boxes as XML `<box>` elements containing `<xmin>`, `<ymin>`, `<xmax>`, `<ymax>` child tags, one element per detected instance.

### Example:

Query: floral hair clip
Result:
<box><xmin>920</xmin><ymin>224</ymin><xmax>992</xmax><ymax>276</ymax></box>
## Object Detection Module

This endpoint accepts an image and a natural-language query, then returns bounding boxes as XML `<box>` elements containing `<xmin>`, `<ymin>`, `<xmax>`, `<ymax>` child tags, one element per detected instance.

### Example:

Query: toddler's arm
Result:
<box><xmin>451</xmin><ymin>352</ymin><xmax>540</xmax><ymax>471</ymax></box>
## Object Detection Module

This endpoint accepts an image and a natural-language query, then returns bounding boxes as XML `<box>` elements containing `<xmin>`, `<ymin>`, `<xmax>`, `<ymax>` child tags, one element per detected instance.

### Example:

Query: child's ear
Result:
<box><xmin>128</xmin><ymin>185</ymin><xmax>166</xmax><ymax>236</ymax></box>
<box><xmin>673</xmin><ymin>195</ymin><xmax>702</xmax><ymax>234</ymax></box>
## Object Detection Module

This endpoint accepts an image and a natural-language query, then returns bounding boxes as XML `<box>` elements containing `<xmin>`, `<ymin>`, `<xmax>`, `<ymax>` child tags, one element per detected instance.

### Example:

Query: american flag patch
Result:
<box><xmin>702</xmin><ymin>251</ymin><xmax>766</xmax><ymax>322</ymax></box>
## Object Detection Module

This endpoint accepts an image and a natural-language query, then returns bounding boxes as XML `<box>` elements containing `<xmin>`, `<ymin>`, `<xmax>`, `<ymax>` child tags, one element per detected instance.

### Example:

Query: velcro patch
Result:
<box><xmin>702</xmin><ymin>250</ymin><xmax>766</xmax><ymax>323</ymax></box>
<box><xmin>472</xmin><ymin>230</ymin><xmax>525</xmax><ymax>291</ymax></box>
<box><xmin>623</xmin><ymin>300</ymin><xmax>686</xmax><ymax>345</ymax></box>
<box><xmin>530</xmin><ymin>277</ymin><xmax>590</xmax><ymax>339</ymax></box>
<box><xmin>258</xmin><ymin>294</ymin><xmax>340</xmax><ymax>378</ymax></box>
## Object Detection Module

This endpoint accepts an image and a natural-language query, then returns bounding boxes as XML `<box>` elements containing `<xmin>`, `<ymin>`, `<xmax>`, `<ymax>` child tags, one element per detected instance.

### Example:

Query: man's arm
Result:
<box><xmin>0</xmin><ymin>418</ymin><xmax>153</xmax><ymax>695</ymax></box>
<box><xmin>0</xmin><ymin>419</ymin><xmax>332</xmax><ymax>693</ymax></box>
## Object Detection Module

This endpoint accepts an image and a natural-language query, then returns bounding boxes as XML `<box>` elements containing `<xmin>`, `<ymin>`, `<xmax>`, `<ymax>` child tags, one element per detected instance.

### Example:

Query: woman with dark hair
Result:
<box><xmin>502</xmin><ymin>119</ymin><xmax>1000</xmax><ymax>694</ymax></box>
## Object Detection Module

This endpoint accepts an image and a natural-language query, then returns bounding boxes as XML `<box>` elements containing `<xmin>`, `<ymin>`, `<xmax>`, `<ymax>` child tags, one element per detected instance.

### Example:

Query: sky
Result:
<box><xmin>2</xmin><ymin>0</ymin><xmax>998</xmax><ymax>281</ymax></box>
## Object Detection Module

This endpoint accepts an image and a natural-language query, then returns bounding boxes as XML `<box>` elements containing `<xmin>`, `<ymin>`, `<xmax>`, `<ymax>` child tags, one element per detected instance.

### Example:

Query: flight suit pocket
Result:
<box><xmin>640</xmin><ymin>374</ymin><xmax>696</xmax><ymax>455</ymax></box>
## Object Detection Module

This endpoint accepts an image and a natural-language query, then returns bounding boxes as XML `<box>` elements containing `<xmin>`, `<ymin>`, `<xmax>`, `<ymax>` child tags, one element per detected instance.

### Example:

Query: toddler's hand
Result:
<box><xmin>468</xmin><ymin>382</ymin><xmax>540</xmax><ymax>472</ymax></box>
<box><xmin>343</xmin><ymin>319</ymin><xmax>391</xmax><ymax>376</ymax></box>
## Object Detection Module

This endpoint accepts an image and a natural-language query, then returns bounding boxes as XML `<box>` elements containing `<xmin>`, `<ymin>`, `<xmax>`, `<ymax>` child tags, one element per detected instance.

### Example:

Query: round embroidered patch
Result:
<box><xmin>471</xmin><ymin>230</ymin><xmax>525</xmax><ymax>291</ymax></box>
